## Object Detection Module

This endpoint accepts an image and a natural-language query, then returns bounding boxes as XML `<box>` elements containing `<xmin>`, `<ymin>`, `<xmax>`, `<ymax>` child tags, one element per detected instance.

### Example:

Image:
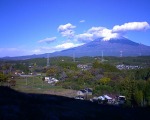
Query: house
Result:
<box><xmin>77</xmin><ymin>64</ymin><xmax>92</xmax><ymax>71</ymax></box>
<box><xmin>97</xmin><ymin>94</ymin><xmax>126</xmax><ymax>105</ymax></box>
<box><xmin>103</xmin><ymin>95</ymin><xmax>113</xmax><ymax>103</ymax></box>
<box><xmin>77</xmin><ymin>89</ymin><xmax>86</xmax><ymax>96</ymax></box>
<box><xmin>45</xmin><ymin>77</ymin><xmax>50</xmax><ymax>81</ymax></box>
<box><xmin>97</xmin><ymin>94</ymin><xmax>114</xmax><ymax>104</ymax></box>
<box><xmin>116</xmin><ymin>64</ymin><xmax>142</xmax><ymax>70</ymax></box>
<box><xmin>77</xmin><ymin>88</ymin><xmax>93</xmax><ymax>97</ymax></box>
<box><xmin>98</xmin><ymin>96</ymin><xmax>105</xmax><ymax>101</ymax></box>
<box><xmin>45</xmin><ymin>77</ymin><xmax>59</xmax><ymax>84</ymax></box>
<box><xmin>116</xmin><ymin>95</ymin><xmax>126</xmax><ymax>104</ymax></box>
<box><xmin>85</xmin><ymin>88</ymin><xmax>92</xmax><ymax>95</ymax></box>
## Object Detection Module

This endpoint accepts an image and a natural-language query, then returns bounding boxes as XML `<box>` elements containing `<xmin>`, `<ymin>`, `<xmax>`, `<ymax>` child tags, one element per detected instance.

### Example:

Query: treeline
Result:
<box><xmin>1</xmin><ymin>56</ymin><xmax>150</xmax><ymax>67</ymax></box>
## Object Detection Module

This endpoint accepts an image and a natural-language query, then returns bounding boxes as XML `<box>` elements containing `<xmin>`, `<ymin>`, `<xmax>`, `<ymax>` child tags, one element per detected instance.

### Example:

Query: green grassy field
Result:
<box><xmin>12</xmin><ymin>76</ymin><xmax>77</xmax><ymax>97</ymax></box>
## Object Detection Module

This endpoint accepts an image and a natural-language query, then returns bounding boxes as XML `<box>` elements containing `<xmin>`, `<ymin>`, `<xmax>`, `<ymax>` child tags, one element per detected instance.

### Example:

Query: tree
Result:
<box><xmin>97</xmin><ymin>77</ymin><xmax>111</xmax><ymax>85</ymax></box>
<box><xmin>46</xmin><ymin>67</ymin><xmax>56</xmax><ymax>77</ymax></box>
<box><xmin>14</xmin><ymin>63</ymin><xmax>29</xmax><ymax>74</ymax></box>
<box><xmin>93</xmin><ymin>84</ymin><xmax>113</xmax><ymax>95</ymax></box>
<box><xmin>0</xmin><ymin>73</ymin><xmax>7</xmax><ymax>86</ymax></box>
<box><xmin>58</xmin><ymin>62</ymin><xmax>77</xmax><ymax>70</ymax></box>
<box><xmin>134</xmin><ymin>68</ymin><xmax>150</xmax><ymax>80</ymax></box>
<box><xmin>92</xmin><ymin>60</ymin><xmax>102</xmax><ymax>68</ymax></box>
<box><xmin>145</xmin><ymin>80</ymin><xmax>150</xmax><ymax>106</ymax></box>
<box><xmin>136</xmin><ymin>80</ymin><xmax>146</xmax><ymax>106</ymax></box>
<box><xmin>119</xmin><ymin>77</ymin><xmax>138</xmax><ymax>107</ymax></box>
<box><xmin>102</xmin><ymin>63</ymin><xmax>119</xmax><ymax>72</ymax></box>
<box><xmin>134</xmin><ymin>90</ymin><xmax>143</xmax><ymax>106</ymax></box>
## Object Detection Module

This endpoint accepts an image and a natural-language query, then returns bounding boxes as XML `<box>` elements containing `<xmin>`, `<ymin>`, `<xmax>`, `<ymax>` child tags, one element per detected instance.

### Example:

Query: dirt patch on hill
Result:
<box><xmin>44</xmin><ymin>89</ymin><xmax>77</xmax><ymax>98</ymax></box>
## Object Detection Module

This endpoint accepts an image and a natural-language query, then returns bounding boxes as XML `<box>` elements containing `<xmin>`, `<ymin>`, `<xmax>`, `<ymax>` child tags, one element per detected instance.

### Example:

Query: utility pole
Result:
<box><xmin>26</xmin><ymin>77</ymin><xmax>28</xmax><ymax>85</ymax></box>
<box><xmin>32</xmin><ymin>76</ymin><xmax>35</xmax><ymax>86</ymax></box>
<box><xmin>120</xmin><ymin>51</ymin><xmax>123</xmax><ymax>57</ymax></box>
<box><xmin>73</xmin><ymin>52</ymin><xmax>75</xmax><ymax>62</ymax></box>
<box><xmin>139</xmin><ymin>43</ymin><xmax>142</xmax><ymax>56</ymax></box>
<box><xmin>101</xmin><ymin>50</ymin><xmax>104</xmax><ymax>62</ymax></box>
<box><xmin>47</xmin><ymin>53</ymin><xmax>50</xmax><ymax>68</ymax></box>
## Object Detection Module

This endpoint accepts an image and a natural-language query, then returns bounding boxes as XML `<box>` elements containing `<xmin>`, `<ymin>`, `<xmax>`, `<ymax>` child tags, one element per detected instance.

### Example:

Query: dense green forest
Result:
<box><xmin>1</xmin><ymin>56</ymin><xmax>150</xmax><ymax>107</ymax></box>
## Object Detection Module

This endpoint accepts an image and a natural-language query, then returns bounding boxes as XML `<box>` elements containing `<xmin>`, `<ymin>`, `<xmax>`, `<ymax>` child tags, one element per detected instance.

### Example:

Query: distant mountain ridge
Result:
<box><xmin>1</xmin><ymin>37</ymin><xmax>150</xmax><ymax>60</ymax></box>
<box><xmin>54</xmin><ymin>37</ymin><xmax>150</xmax><ymax>57</ymax></box>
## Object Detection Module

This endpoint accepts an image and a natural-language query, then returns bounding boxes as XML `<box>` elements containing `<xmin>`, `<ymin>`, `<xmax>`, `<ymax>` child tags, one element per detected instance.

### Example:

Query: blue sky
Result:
<box><xmin>0</xmin><ymin>0</ymin><xmax>150</xmax><ymax>57</ymax></box>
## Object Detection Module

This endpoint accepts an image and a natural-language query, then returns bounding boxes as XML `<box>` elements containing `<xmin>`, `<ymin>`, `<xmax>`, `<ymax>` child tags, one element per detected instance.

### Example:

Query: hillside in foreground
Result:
<box><xmin>0</xmin><ymin>86</ymin><xmax>150</xmax><ymax>120</ymax></box>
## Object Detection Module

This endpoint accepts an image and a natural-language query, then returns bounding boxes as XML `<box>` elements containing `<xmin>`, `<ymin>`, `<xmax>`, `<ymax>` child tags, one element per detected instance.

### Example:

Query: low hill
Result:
<box><xmin>0</xmin><ymin>86</ymin><xmax>150</xmax><ymax>120</ymax></box>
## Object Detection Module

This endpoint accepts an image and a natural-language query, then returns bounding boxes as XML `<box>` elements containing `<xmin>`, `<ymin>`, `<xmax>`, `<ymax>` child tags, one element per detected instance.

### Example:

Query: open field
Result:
<box><xmin>12</xmin><ymin>76</ymin><xmax>77</xmax><ymax>98</ymax></box>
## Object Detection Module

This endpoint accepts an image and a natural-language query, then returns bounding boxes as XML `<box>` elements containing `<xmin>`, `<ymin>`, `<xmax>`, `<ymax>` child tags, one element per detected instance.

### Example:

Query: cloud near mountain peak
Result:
<box><xmin>76</xmin><ymin>21</ymin><xmax>150</xmax><ymax>42</ymax></box>
<box><xmin>56</xmin><ymin>22</ymin><xmax>150</xmax><ymax>42</ymax></box>
<box><xmin>75</xmin><ymin>26</ymin><xmax>121</xmax><ymax>42</ymax></box>
<box><xmin>34</xmin><ymin>21</ymin><xmax>150</xmax><ymax>55</ymax></box>
<box><xmin>112</xmin><ymin>22</ymin><xmax>150</xmax><ymax>33</ymax></box>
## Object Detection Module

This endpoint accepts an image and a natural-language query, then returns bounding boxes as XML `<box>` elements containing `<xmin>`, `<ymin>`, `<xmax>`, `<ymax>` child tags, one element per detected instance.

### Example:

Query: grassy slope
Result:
<box><xmin>12</xmin><ymin>76</ymin><xmax>77</xmax><ymax>97</ymax></box>
<box><xmin>0</xmin><ymin>86</ymin><xmax>150</xmax><ymax>120</ymax></box>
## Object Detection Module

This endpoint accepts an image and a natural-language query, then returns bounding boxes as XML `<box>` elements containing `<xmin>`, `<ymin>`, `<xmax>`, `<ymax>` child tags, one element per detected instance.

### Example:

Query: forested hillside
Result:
<box><xmin>1</xmin><ymin>56</ymin><xmax>150</xmax><ymax>107</ymax></box>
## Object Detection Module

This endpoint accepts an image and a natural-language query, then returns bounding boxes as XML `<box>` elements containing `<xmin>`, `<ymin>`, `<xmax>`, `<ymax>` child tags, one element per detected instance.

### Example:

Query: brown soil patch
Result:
<box><xmin>44</xmin><ymin>89</ymin><xmax>77</xmax><ymax>98</ymax></box>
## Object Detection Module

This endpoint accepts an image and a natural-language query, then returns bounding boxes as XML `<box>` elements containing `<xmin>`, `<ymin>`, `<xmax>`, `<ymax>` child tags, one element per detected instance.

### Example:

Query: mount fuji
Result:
<box><xmin>2</xmin><ymin>37</ymin><xmax>150</xmax><ymax>60</ymax></box>
<box><xmin>54</xmin><ymin>37</ymin><xmax>150</xmax><ymax>57</ymax></box>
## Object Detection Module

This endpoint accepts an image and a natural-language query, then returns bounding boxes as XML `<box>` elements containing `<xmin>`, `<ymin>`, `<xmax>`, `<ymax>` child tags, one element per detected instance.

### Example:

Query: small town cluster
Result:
<box><xmin>75</xmin><ymin>88</ymin><xmax>126</xmax><ymax>105</ymax></box>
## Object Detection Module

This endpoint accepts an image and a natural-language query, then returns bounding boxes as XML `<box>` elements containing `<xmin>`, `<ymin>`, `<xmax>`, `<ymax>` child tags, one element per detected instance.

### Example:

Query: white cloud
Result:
<box><xmin>75</xmin><ymin>33</ymin><xmax>93</xmax><ymax>42</ymax></box>
<box><xmin>87</xmin><ymin>27</ymin><xmax>105</xmax><ymax>33</ymax></box>
<box><xmin>31</xmin><ymin>47</ymin><xmax>57</xmax><ymax>55</ymax></box>
<box><xmin>76</xmin><ymin>21</ymin><xmax>150</xmax><ymax>42</ymax></box>
<box><xmin>79</xmin><ymin>20</ymin><xmax>85</xmax><ymax>23</ymax></box>
<box><xmin>58</xmin><ymin>23</ymin><xmax>76</xmax><ymax>38</ymax></box>
<box><xmin>31</xmin><ymin>49</ymin><xmax>42</xmax><ymax>54</ymax></box>
<box><xmin>38</xmin><ymin>37</ymin><xmax>56</xmax><ymax>44</ymax></box>
<box><xmin>55</xmin><ymin>42</ymin><xmax>83</xmax><ymax>49</ymax></box>
<box><xmin>76</xmin><ymin>27</ymin><xmax>120</xmax><ymax>42</ymax></box>
<box><xmin>87</xmin><ymin>27</ymin><xmax>107</xmax><ymax>39</ymax></box>
<box><xmin>30</xmin><ymin>42</ymin><xmax>84</xmax><ymax>55</ymax></box>
<box><xmin>112</xmin><ymin>22</ymin><xmax>150</xmax><ymax>32</ymax></box>
<box><xmin>88</xmin><ymin>27</ymin><xmax>120</xmax><ymax>40</ymax></box>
